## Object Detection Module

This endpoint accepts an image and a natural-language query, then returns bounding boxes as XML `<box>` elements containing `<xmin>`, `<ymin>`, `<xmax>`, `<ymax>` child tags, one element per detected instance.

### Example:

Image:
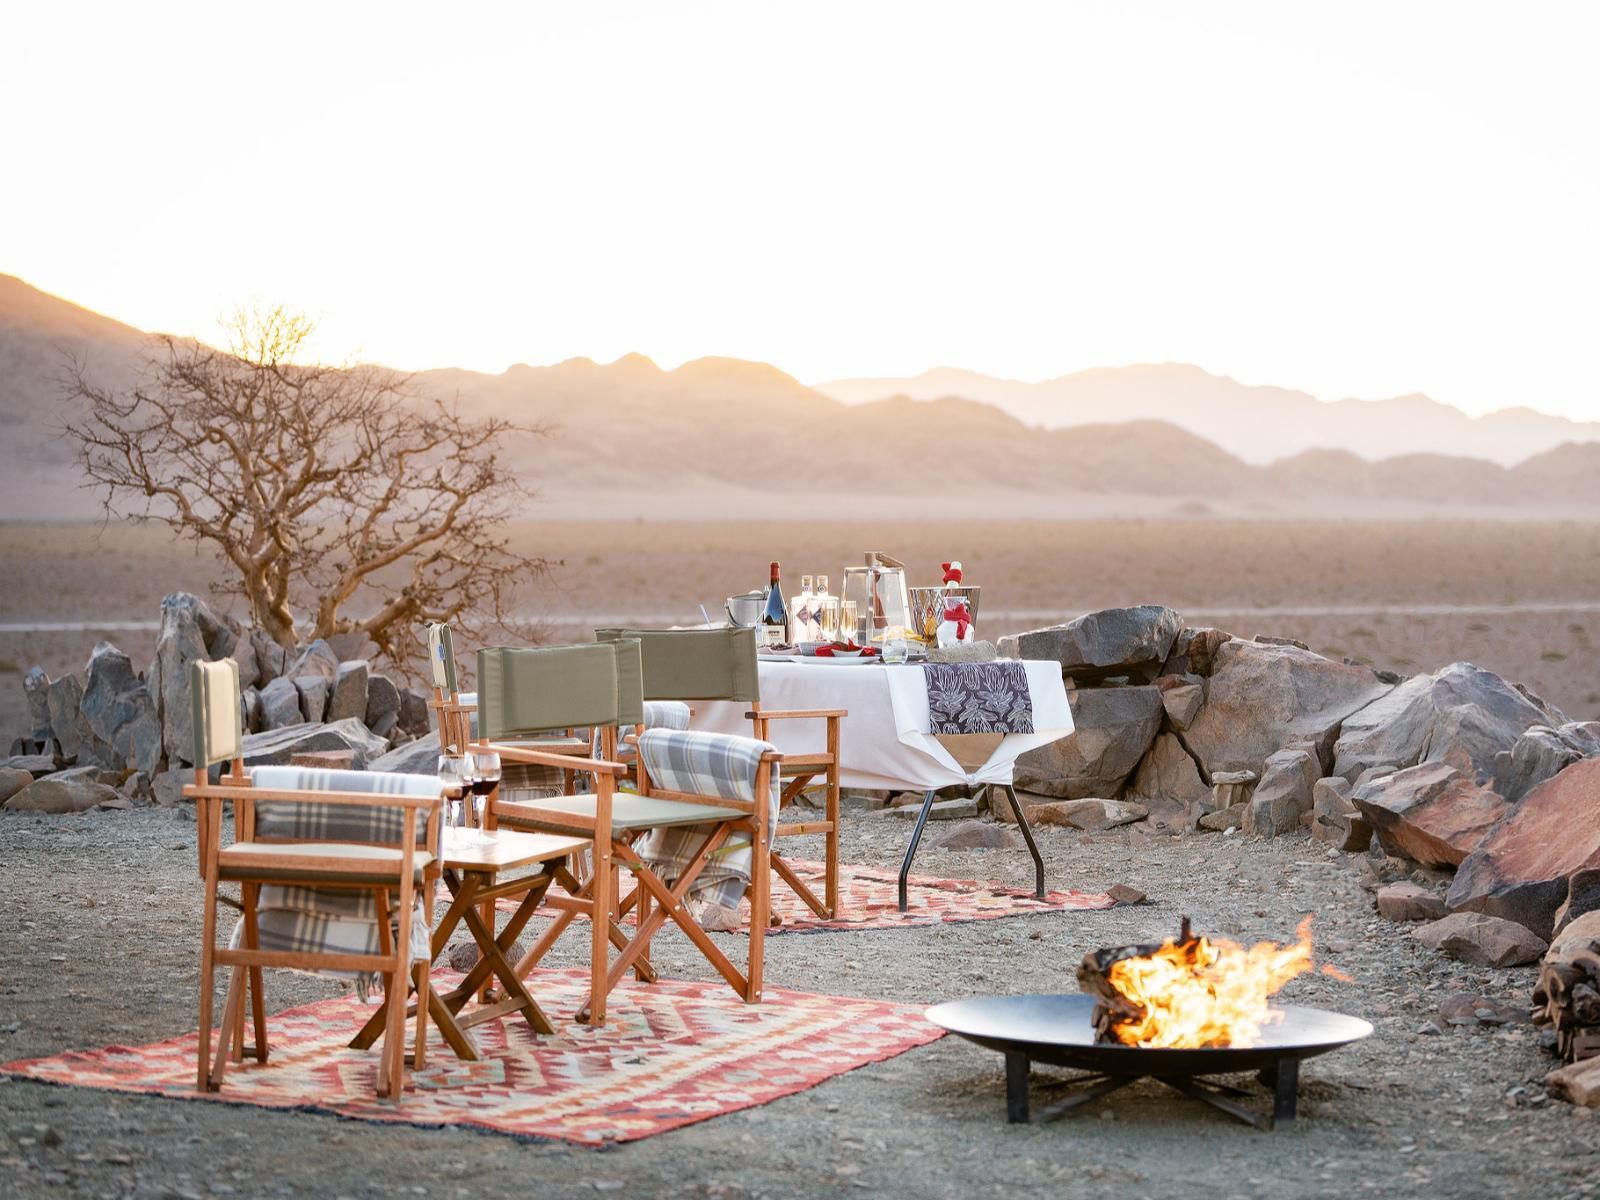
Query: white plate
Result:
<box><xmin>794</xmin><ymin>654</ymin><xmax>884</xmax><ymax>665</ymax></box>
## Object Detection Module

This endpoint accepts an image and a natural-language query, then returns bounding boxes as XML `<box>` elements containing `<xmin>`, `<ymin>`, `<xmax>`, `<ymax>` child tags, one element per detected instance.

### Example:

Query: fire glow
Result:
<box><xmin>1087</xmin><ymin>918</ymin><xmax>1332</xmax><ymax>1050</ymax></box>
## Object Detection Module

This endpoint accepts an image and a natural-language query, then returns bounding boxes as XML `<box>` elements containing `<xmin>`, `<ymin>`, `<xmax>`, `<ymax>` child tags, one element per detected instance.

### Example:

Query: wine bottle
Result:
<box><xmin>761</xmin><ymin>561</ymin><xmax>788</xmax><ymax>646</ymax></box>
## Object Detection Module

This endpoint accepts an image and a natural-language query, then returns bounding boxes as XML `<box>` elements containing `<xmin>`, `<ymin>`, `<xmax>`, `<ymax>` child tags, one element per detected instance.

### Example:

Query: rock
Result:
<box><xmin>327</xmin><ymin>661</ymin><xmax>370</xmax><ymax>723</ymax></box>
<box><xmin>45</xmin><ymin>675</ymin><xmax>88</xmax><ymax>760</ymax></box>
<box><xmin>1553</xmin><ymin>869</ymin><xmax>1600</xmax><ymax>937</ymax></box>
<box><xmin>1127</xmin><ymin>733</ymin><xmax>1208</xmax><ymax>831</ymax></box>
<box><xmin>1413</xmin><ymin>911</ymin><xmax>1548</xmax><ymax>967</ymax></box>
<box><xmin>0</xmin><ymin>767</ymin><xmax>33</xmax><ymax>804</ymax></box>
<box><xmin>118</xmin><ymin>771</ymin><xmax>155</xmax><ymax>807</ymax></box>
<box><xmin>294</xmin><ymin>675</ymin><xmax>330</xmax><ymax>724</ymax></box>
<box><xmin>889</xmin><ymin>796</ymin><xmax>979</xmax><ymax>821</ymax></box>
<box><xmin>369</xmin><ymin>730</ymin><xmax>441</xmax><ymax>774</ymax></box>
<box><xmin>1160</xmin><ymin>627</ymin><xmax>1232</xmax><ymax>678</ymax></box>
<box><xmin>230</xmin><ymin>630</ymin><xmax>260</xmax><ymax>691</ymax></box>
<box><xmin>1550</xmin><ymin>911</ymin><xmax>1600</xmax><ymax>960</ymax></box>
<box><xmin>1183</xmin><ymin>640</ymin><xmax>1394</xmax><ymax>777</ymax></box>
<box><xmin>1332</xmin><ymin>662</ymin><xmax>1561</xmax><ymax>784</ymax></box>
<box><xmin>1349</xmin><ymin>761</ymin><xmax>1510</xmax><ymax>868</ymax></box>
<box><xmin>398</xmin><ymin>688</ymin><xmax>433</xmax><ymax>736</ymax></box>
<box><xmin>1446</xmin><ymin>757</ymin><xmax>1600</xmax><ymax>940</ymax></box>
<box><xmin>1311</xmin><ymin>776</ymin><xmax>1372</xmax><ymax>852</ymax></box>
<box><xmin>289</xmin><ymin>748</ymin><xmax>358</xmax><ymax>770</ymax></box>
<box><xmin>22</xmin><ymin>666</ymin><xmax>53</xmax><ymax>743</ymax></box>
<box><xmin>1000</xmin><ymin>606</ymin><xmax>1182</xmax><ymax>684</ymax></box>
<box><xmin>258</xmin><ymin>677</ymin><xmax>303</xmax><ymax>730</ymax></box>
<box><xmin>364</xmin><ymin>673</ymin><xmax>402</xmax><ymax>738</ymax></box>
<box><xmin>1438</xmin><ymin>993</ymin><xmax>1528</xmax><ymax>1027</ymax></box>
<box><xmin>1155</xmin><ymin>675</ymin><xmax>1204</xmax><ymax>731</ymax></box>
<box><xmin>152</xmin><ymin>766</ymin><xmax>190</xmax><ymax>808</ymax></box>
<box><xmin>4</xmin><ymin>776</ymin><xmax>121</xmax><ymax>814</ymax></box>
<box><xmin>1198</xmin><ymin>803</ymin><xmax>1246</xmax><ymax>831</ymax></box>
<box><xmin>152</xmin><ymin>593</ymin><xmax>213</xmax><ymax>765</ymax></box>
<box><xmin>1376</xmin><ymin>882</ymin><xmax>1448</xmax><ymax>923</ymax></box>
<box><xmin>1106</xmin><ymin>884</ymin><xmax>1147</xmax><ymax>905</ymax></box>
<box><xmin>1243</xmin><ymin>748</ymin><xmax>1318</xmax><ymax>838</ymax></box>
<box><xmin>250</xmin><ymin>629</ymin><xmax>288</xmax><ymax>687</ymax></box>
<box><xmin>1494</xmin><ymin>723</ymin><xmax>1599</xmax><ymax>804</ymax></box>
<box><xmin>1254</xmin><ymin>634</ymin><xmax>1310</xmax><ymax>652</ymax></box>
<box><xmin>1013</xmin><ymin>686</ymin><xmax>1162</xmax><ymax>799</ymax></box>
<box><xmin>1546</xmin><ymin>1057</ymin><xmax>1600</xmax><ymax>1108</ymax></box>
<box><xmin>78</xmin><ymin>642</ymin><xmax>162</xmax><ymax>774</ymax></box>
<box><xmin>240</xmin><ymin>719</ymin><xmax>388</xmax><ymax>769</ymax></box>
<box><xmin>1029</xmin><ymin>798</ymin><xmax>1148</xmax><ymax>831</ymax></box>
<box><xmin>5</xmin><ymin>755</ymin><xmax>60</xmax><ymax>778</ymax></box>
<box><xmin>925</xmin><ymin>819</ymin><xmax>1022</xmax><ymax>851</ymax></box>
<box><xmin>286</xmin><ymin>639</ymin><xmax>340</xmax><ymax>682</ymax></box>
<box><xmin>241</xmin><ymin>686</ymin><xmax>262</xmax><ymax>734</ymax></box>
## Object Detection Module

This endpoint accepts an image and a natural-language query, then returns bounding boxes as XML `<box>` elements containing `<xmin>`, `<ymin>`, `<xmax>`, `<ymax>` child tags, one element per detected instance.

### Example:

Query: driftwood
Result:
<box><xmin>1077</xmin><ymin>917</ymin><xmax>1201</xmax><ymax>1043</ymax></box>
<box><xmin>1532</xmin><ymin>916</ymin><xmax>1600</xmax><ymax>1064</ymax></box>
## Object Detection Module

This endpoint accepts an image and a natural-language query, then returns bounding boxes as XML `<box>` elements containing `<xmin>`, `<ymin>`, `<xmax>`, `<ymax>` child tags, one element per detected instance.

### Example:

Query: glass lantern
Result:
<box><xmin>840</xmin><ymin>564</ymin><xmax>912</xmax><ymax>646</ymax></box>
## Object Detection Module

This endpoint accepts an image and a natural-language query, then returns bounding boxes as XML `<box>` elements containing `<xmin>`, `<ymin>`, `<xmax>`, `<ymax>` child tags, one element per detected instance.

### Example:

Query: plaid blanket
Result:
<box><xmin>923</xmin><ymin>661</ymin><xmax>1034</xmax><ymax>735</ymax></box>
<box><xmin>230</xmin><ymin>890</ymin><xmax>431</xmax><ymax>999</ymax></box>
<box><xmin>633</xmin><ymin>729</ymin><xmax>779</xmax><ymax>917</ymax></box>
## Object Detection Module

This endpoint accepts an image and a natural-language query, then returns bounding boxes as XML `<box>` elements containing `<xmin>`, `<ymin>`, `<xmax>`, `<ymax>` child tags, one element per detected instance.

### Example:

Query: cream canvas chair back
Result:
<box><xmin>593</xmin><ymin>626</ymin><xmax>759</xmax><ymax>704</ymax></box>
<box><xmin>191</xmin><ymin>658</ymin><xmax>243</xmax><ymax>769</ymax></box>
<box><xmin>476</xmin><ymin>640</ymin><xmax>645</xmax><ymax>742</ymax></box>
<box><xmin>427</xmin><ymin>621</ymin><xmax>458</xmax><ymax>693</ymax></box>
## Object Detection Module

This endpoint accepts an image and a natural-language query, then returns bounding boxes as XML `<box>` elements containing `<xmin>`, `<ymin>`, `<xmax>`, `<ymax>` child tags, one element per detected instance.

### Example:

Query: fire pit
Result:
<box><xmin>927</xmin><ymin>918</ymin><xmax>1373</xmax><ymax>1129</ymax></box>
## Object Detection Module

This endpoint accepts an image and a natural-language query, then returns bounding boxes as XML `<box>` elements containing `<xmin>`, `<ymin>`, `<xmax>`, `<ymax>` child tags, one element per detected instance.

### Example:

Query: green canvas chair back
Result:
<box><xmin>593</xmin><ymin>627</ymin><xmax>760</xmax><ymax>704</ymax></box>
<box><xmin>476</xmin><ymin>640</ymin><xmax>645</xmax><ymax>740</ymax></box>
<box><xmin>191</xmin><ymin>658</ymin><xmax>243</xmax><ymax>768</ymax></box>
<box><xmin>427</xmin><ymin>621</ymin><xmax>458</xmax><ymax>693</ymax></box>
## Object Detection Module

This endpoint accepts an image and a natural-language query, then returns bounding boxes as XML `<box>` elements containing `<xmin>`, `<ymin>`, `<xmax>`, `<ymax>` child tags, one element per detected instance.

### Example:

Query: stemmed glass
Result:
<box><xmin>438</xmin><ymin>753</ymin><xmax>469</xmax><ymax>833</ymax></box>
<box><xmin>466</xmin><ymin>750</ymin><xmax>501</xmax><ymax>844</ymax></box>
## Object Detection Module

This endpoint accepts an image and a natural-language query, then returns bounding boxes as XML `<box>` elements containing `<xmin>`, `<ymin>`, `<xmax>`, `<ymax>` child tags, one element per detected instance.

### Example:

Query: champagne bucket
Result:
<box><xmin>725</xmin><ymin>591</ymin><xmax>766</xmax><ymax>627</ymax></box>
<box><xmin>909</xmin><ymin>585</ymin><xmax>981</xmax><ymax>642</ymax></box>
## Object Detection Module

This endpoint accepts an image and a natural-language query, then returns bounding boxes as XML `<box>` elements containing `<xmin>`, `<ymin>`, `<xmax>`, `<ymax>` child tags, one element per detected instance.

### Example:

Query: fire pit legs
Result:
<box><xmin>999</xmin><ymin>1051</ymin><xmax>1302</xmax><ymax>1130</ymax></box>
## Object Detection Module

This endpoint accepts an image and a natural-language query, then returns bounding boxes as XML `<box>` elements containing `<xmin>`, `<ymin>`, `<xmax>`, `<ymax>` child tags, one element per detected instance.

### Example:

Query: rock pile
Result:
<box><xmin>3</xmin><ymin>593</ymin><xmax>438</xmax><ymax>813</ymax></box>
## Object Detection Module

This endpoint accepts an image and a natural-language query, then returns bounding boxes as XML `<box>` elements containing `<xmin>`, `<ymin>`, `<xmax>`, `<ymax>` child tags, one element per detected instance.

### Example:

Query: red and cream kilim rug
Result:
<box><xmin>1</xmin><ymin>969</ymin><xmax>944</xmax><ymax>1145</ymax></box>
<box><xmin>499</xmin><ymin>859</ymin><xmax>1114</xmax><ymax>934</ymax></box>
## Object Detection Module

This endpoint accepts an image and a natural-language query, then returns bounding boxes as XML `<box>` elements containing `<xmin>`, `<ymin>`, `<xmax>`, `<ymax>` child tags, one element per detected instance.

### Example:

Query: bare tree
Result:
<box><xmin>65</xmin><ymin>306</ymin><xmax>548</xmax><ymax>665</ymax></box>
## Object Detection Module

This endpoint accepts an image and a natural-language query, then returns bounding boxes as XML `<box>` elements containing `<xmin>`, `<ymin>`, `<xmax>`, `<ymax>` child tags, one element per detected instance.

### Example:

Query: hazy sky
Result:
<box><xmin>3</xmin><ymin>2</ymin><xmax>1597</xmax><ymax>420</ymax></box>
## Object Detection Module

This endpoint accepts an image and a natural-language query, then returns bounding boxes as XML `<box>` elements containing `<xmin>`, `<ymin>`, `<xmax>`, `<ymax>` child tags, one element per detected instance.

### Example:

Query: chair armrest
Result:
<box><xmin>481</xmin><ymin>740</ymin><xmax>627</xmax><ymax>777</ymax></box>
<box><xmin>183</xmin><ymin>784</ymin><xmax>442</xmax><ymax>810</ymax></box>
<box><xmin>745</xmin><ymin>708</ymin><xmax>847</xmax><ymax>721</ymax></box>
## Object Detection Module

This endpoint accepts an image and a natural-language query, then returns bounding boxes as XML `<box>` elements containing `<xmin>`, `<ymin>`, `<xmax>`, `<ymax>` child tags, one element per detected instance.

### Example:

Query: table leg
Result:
<box><xmin>1004</xmin><ymin>785</ymin><xmax>1046</xmax><ymax>899</ymax></box>
<box><xmin>450</xmin><ymin>871</ymin><xmax>557</xmax><ymax>1036</ymax></box>
<box><xmin>897</xmin><ymin>790</ymin><xmax>938</xmax><ymax>912</ymax></box>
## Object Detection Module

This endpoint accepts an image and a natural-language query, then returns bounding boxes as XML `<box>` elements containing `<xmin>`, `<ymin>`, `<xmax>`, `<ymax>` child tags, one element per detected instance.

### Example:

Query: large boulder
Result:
<box><xmin>1554</xmin><ymin>869</ymin><xmax>1600</xmax><ymax>937</ymax></box>
<box><xmin>369</xmin><ymin>730</ymin><xmax>440</xmax><ymax>775</ymax></box>
<box><xmin>240</xmin><ymin>719</ymin><xmax>388</xmax><ymax>769</ymax></box>
<box><xmin>999</xmin><ymin>606</ymin><xmax>1182</xmax><ymax>684</ymax></box>
<box><xmin>4</xmin><ymin>774</ymin><xmax>120</xmax><ymax>813</ymax></box>
<box><xmin>1332</xmin><ymin>662</ymin><xmax>1561</xmax><ymax>784</ymax></box>
<box><xmin>250</xmin><ymin>629</ymin><xmax>288</xmax><ymax>687</ymax></box>
<box><xmin>1242</xmin><ymin>748</ymin><xmax>1319</xmax><ymax>838</ymax></box>
<box><xmin>1183</xmin><ymin>641</ymin><xmax>1394</xmax><ymax>777</ymax></box>
<box><xmin>46</xmin><ymin>675</ymin><xmax>88</xmax><ymax>760</ymax></box>
<box><xmin>295</xmin><ymin>675</ymin><xmax>331</xmax><ymax>724</ymax></box>
<box><xmin>327</xmin><ymin>661</ymin><xmax>370</xmax><ymax>723</ymax></box>
<box><xmin>365</xmin><ymin>673</ymin><xmax>402</xmax><ymax>738</ymax></box>
<box><xmin>397</xmin><ymin>688</ymin><xmax>433</xmax><ymax>737</ymax></box>
<box><xmin>22</xmin><ymin>667</ymin><xmax>53</xmax><ymax>744</ymax></box>
<box><xmin>1494</xmin><ymin>722</ymin><xmax>1600</xmax><ymax>804</ymax></box>
<box><xmin>1311</xmin><ymin>776</ymin><xmax>1371</xmax><ymax>851</ymax></box>
<box><xmin>0</xmin><ymin>766</ymin><xmax>33</xmax><ymax>804</ymax></box>
<box><xmin>150</xmin><ymin>593</ymin><xmax>213</xmax><ymax>766</ymax></box>
<box><xmin>1350</xmin><ymin>761</ymin><xmax>1511</xmax><ymax>868</ymax></box>
<box><xmin>1127</xmin><ymin>733</ymin><xmax>1209</xmax><ymax>831</ymax></box>
<box><xmin>286</xmin><ymin>639</ymin><xmax>339</xmax><ymax>682</ymax></box>
<box><xmin>1413</xmin><ymin>912</ymin><xmax>1548</xmax><ymax>967</ymax></box>
<box><xmin>1029</xmin><ymin>797</ymin><xmax>1148</xmax><ymax>831</ymax></box>
<box><xmin>1447</xmin><ymin>757</ymin><xmax>1600</xmax><ymax>940</ymax></box>
<box><xmin>258</xmin><ymin>677</ymin><xmax>303</xmax><ymax>730</ymax></box>
<box><xmin>1156</xmin><ymin>675</ymin><xmax>1204</xmax><ymax>731</ymax></box>
<box><xmin>1013</xmin><ymin>686</ymin><xmax>1162</xmax><ymax>799</ymax></box>
<box><xmin>78</xmin><ymin>643</ymin><xmax>161</xmax><ymax>774</ymax></box>
<box><xmin>229</xmin><ymin>630</ymin><xmax>260</xmax><ymax>691</ymax></box>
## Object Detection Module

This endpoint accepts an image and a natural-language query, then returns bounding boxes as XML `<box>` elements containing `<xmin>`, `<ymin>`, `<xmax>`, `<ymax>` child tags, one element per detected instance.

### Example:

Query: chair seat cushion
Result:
<box><xmin>219</xmin><ymin>841</ymin><xmax>433</xmax><ymax>884</ymax></box>
<box><xmin>498</xmin><ymin>792</ymin><xmax>740</xmax><ymax>831</ymax></box>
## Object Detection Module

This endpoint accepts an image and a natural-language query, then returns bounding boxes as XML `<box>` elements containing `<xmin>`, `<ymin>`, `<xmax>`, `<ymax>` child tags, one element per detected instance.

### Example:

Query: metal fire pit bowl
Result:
<box><xmin>927</xmin><ymin>994</ymin><xmax>1372</xmax><ymax>1130</ymax></box>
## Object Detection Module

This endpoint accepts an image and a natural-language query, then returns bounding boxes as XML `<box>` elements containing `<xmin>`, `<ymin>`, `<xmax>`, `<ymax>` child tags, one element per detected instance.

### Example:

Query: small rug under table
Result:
<box><xmin>0</xmin><ymin>969</ymin><xmax>943</xmax><ymax>1146</ymax></box>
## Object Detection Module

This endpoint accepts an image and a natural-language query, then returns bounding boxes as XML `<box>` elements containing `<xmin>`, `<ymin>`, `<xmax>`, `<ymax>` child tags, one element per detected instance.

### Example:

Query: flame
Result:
<box><xmin>1102</xmin><ymin>918</ymin><xmax>1316</xmax><ymax>1049</ymax></box>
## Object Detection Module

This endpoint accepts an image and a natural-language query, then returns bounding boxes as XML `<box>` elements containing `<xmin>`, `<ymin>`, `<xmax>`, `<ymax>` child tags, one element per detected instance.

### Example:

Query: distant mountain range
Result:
<box><xmin>2</xmin><ymin>273</ymin><xmax>1597</xmax><ymax>521</ymax></box>
<box><xmin>816</xmin><ymin>365</ymin><xmax>1600</xmax><ymax>467</ymax></box>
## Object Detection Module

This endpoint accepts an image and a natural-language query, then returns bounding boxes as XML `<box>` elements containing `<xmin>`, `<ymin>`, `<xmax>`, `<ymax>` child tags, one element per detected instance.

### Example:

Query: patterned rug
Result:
<box><xmin>1</xmin><ymin>969</ymin><xmax>944</xmax><ymax>1145</ymax></box>
<box><xmin>498</xmin><ymin>859</ymin><xmax>1114</xmax><ymax>934</ymax></box>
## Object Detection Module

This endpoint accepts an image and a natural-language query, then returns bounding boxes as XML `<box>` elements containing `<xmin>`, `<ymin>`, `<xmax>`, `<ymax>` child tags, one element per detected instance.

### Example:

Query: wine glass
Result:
<box><xmin>438</xmin><ymin>754</ymin><xmax>468</xmax><ymax>831</ymax></box>
<box><xmin>468</xmin><ymin>750</ymin><xmax>501</xmax><ymax>841</ymax></box>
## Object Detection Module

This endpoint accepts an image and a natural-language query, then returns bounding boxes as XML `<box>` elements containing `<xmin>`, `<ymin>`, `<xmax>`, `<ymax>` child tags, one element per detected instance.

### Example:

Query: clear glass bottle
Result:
<box><xmin>815</xmin><ymin>574</ymin><xmax>837</xmax><ymax>640</ymax></box>
<box><xmin>791</xmin><ymin>574</ymin><xmax>815</xmax><ymax>643</ymax></box>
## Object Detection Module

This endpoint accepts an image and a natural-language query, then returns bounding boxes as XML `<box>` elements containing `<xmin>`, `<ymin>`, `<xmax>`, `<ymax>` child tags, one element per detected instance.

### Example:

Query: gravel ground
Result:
<box><xmin>2</xmin><ymin>805</ymin><xmax>1598</xmax><ymax>1200</ymax></box>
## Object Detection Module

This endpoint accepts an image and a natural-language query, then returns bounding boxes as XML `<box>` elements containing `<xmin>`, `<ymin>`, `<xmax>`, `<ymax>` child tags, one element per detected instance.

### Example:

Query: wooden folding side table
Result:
<box><xmin>353</xmin><ymin>827</ymin><xmax>589</xmax><ymax>1061</ymax></box>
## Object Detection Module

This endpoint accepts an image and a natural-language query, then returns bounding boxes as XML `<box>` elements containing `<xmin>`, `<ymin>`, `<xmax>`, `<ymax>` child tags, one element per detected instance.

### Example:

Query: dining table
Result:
<box><xmin>689</xmin><ymin>655</ymin><xmax>1075</xmax><ymax>910</ymax></box>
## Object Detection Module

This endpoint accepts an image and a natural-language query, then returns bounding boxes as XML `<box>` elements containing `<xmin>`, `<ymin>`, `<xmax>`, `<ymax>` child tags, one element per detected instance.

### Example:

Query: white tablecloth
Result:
<box><xmin>689</xmin><ymin>659</ymin><xmax>1073</xmax><ymax>792</ymax></box>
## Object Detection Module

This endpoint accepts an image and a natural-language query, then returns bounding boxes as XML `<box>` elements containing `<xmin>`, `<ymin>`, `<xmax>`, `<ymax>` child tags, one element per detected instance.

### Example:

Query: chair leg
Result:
<box><xmin>210</xmin><ymin>966</ymin><xmax>247</xmax><ymax>1090</ymax></box>
<box><xmin>747</xmin><ymin>818</ymin><xmax>768</xmax><ymax>1004</ymax></box>
<box><xmin>241</xmin><ymin>883</ymin><xmax>267</xmax><ymax>1062</ymax></box>
<box><xmin>587</xmin><ymin>838</ymin><xmax>613</xmax><ymax>1026</ymax></box>
<box><xmin>825</xmin><ymin>719</ymin><xmax>841</xmax><ymax>918</ymax></box>
<box><xmin>197</xmin><ymin>870</ymin><xmax>219</xmax><ymax>1092</ymax></box>
<box><xmin>383</xmin><ymin>892</ymin><xmax>412</xmax><ymax>1100</ymax></box>
<box><xmin>412</xmin><ymin>962</ymin><xmax>430</xmax><ymax>1071</ymax></box>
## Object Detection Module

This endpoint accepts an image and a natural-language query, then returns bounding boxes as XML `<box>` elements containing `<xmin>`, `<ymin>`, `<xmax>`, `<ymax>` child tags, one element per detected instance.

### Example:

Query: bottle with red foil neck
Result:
<box><xmin>761</xmin><ymin>561</ymin><xmax>788</xmax><ymax>646</ymax></box>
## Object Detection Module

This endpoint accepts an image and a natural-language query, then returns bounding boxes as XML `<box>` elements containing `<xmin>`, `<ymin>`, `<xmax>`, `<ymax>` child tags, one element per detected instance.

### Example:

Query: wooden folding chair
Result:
<box><xmin>476</xmin><ymin>641</ymin><xmax>779</xmax><ymax>1024</ymax></box>
<box><xmin>596</xmin><ymin>626</ymin><xmax>844</xmax><ymax>919</ymax></box>
<box><xmin>185</xmin><ymin>659</ymin><xmax>443</xmax><ymax>1100</ymax></box>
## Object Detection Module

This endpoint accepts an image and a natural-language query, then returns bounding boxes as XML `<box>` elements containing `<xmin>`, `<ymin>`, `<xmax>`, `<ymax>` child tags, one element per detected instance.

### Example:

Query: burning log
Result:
<box><xmin>1532</xmin><ymin>913</ymin><xmax>1600</xmax><ymax>1065</ymax></box>
<box><xmin>1076</xmin><ymin>916</ymin><xmax>1317</xmax><ymax>1049</ymax></box>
